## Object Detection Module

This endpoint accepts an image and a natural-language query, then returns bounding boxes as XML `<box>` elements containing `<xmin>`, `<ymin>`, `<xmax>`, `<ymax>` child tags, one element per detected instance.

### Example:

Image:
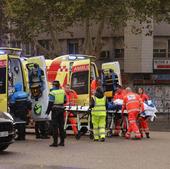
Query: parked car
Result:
<box><xmin>0</xmin><ymin>112</ymin><xmax>15</xmax><ymax>151</ymax></box>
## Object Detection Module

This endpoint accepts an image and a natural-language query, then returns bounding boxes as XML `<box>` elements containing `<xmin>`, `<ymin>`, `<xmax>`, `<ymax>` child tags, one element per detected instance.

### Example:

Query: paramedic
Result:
<box><xmin>122</xmin><ymin>87</ymin><xmax>142</xmax><ymax>139</ymax></box>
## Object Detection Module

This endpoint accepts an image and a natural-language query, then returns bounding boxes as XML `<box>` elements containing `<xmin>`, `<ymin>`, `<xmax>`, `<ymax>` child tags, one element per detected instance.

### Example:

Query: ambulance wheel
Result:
<box><xmin>75</xmin><ymin>131</ymin><xmax>81</xmax><ymax>140</ymax></box>
<box><xmin>0</xmin><ymin>145</ymin><xmax>9</xmax><ymax>151</ymax></box>
<box><xmin>89</xmin><ymin>131</ymin><xmax>94</xmax><ymax>140</ymax></box>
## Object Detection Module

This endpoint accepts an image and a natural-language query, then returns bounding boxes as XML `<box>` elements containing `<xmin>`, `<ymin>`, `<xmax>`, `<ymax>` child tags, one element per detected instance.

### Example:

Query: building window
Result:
<box><xmin>38</xmin><ymin>40</ymin><xmax>49</xmax><ymax>50</ymax></box>
<box><xmin>168</xmin><ymin>40</ymin><xmax>170</xmax><ymax>57</ymax></box>
<box><xmin>153</xmin><ymin>49</ymin><xmax>166</xmax><ymax>58</ymax></box>
<box><xmin>37</xmin><ymin>40</ymin><xmax>50</xmax><ymax>55</ymax></box>
<box><xmin>11</xmin><ymin>41</ymin><xmax>21</xmax><ymax>48</ymax></box>
<box><xmin>99</xmin><ymin>51</ymin><xmax>110</xmax><ymax>60</ymax></box>
<box><xmin>23</xmin><ymin>43</ymin><xmax>31</xmax><ymax>56</ymax></box>
<box><xmin>68</xmin><ymin>40</ymin><xmax>79</xmax><ymax>54</ymax></box>
<box><xmin>115</xmin><ymin>49</ymin><xmax>124</xmax><ymax>58</ymax></box>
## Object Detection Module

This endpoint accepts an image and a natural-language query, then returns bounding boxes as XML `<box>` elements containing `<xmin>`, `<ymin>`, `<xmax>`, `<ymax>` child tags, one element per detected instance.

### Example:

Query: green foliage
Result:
<box><xmin>4</xmin><ymin>0</ymin><xmax>170</xmax><ymax>57</ymax></box>
<box><xmin>0</xmin><ymin>0</ymin><xmax>9</xmax><ymax>45</ymax></box>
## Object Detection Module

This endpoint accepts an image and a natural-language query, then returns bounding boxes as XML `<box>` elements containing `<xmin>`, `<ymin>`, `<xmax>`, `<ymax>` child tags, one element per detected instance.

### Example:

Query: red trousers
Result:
<box><xmin>125</xmin><ymin>111</ymin><xmax>141</xmax><ymax>139</ymax></box>
<box><xmin>69</xmin><ymin>113</ymin><xmax>78</xmax><ymax>135</ymax></box>
<box><xmin>113</xmin><ymin>114</ymin><xmax>121</xmax><ymax>135</ymax></box>
<box><xmin>64</xmin><ymin>112</ymin><xmax>78</xmax><ymax>135</ymax></box>
<box><xmin>114</xmin><ymin>120</ymin><xmax>121</xmax><ymax>135</ymax></box>
<box><xmin>139</xmin><ymin>117</ymin><xmax>149</xmax><ymax>134</ymax></box>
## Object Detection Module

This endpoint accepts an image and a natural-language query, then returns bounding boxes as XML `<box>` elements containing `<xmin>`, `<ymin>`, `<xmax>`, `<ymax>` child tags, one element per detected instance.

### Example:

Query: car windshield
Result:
<box><xmin>71</xmin><ymin>71</ymin><xmax>89</xmax><ymax>95</ymax></box>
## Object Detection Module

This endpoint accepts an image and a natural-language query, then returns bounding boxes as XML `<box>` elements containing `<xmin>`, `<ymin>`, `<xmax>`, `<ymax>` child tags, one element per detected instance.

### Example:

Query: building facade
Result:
<box><xmin>4</xmin><ymin>21</ymin><xmax>170</xmax><ymax>113</ymax></box>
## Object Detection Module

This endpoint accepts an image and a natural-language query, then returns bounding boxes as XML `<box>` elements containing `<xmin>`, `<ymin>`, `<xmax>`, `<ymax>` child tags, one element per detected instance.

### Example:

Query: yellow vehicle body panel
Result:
<box><xmin>47</xmin><ymin>55</ymin><xmax>99</xmax><ymax>106</ymax></box>
<box><xmin>102</xmin><ymin>62</ymin><xmax>122</xmax><ymax>97</ymax></box>
<box><xmin>0</xmin><ymin>55</ymin><xmax>8</xmax><ymax>112</ymax></box>
<box><xmin>70</xmin><ymin>59</ymin><xmax>91</xmax><ymax>106</ymax></box>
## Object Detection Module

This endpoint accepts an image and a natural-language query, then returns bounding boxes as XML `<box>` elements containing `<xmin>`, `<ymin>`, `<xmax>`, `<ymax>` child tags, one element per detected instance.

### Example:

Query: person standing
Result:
<box><xmin>90</xmin><ymin>87</ymin><xmax>107</xmax><ymax>142</ymax></box>
<box><xmin>46</xmin><ymin>80</ymin><xmax>67</xmax><ymax>147</ymax></box>
<box><xmin>112</xmin><ymin>85</ymin><xmax>125</xmax><ymax>136</ymax></box>
<box><xmin>9</xmin><ymin>83</ymin><xmax>32</xmax><ymax>140</ymax></box>
<box><xmin>122</xmin><ymin>87</ymin><xmax>142</xmax><ymax>139</ymax></box>
<box><xmin>138</xmin><ymin>87</ymin><xmax>150</xmax><ymax>138</ymax></box>
<box><xmin>65</xmin><ymin>84</ymin><xmax>79</xmax><ymax>139</ymax></box>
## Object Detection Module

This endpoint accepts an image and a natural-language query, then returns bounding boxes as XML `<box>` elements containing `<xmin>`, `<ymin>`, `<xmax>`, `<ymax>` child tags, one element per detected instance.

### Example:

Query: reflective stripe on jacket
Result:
<box><xmin>92</xmin><ymin>96</ymin><xmax>106</xmax><ymax>116</ymax></box>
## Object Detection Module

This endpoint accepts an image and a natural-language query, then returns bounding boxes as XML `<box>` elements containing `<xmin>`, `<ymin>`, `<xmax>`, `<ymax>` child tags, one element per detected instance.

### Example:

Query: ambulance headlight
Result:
<box><xmin>77</xmin><ymin>56</ymin><xmax>85</xmax><ymax>59</ymax></box>
<box><xmin>0</xmin><ymin>50</ymin><xmax>5</xmax><ymax>55</ymax></box>
<box><xmin>0</xmin><ymin>112</ymin><xmax>14</xmax><ymax>121</ymax></box>
<box><xmin>68</xmin><ymin>55</ymin><xmax>76</xmax><ymax>60</ymax></box>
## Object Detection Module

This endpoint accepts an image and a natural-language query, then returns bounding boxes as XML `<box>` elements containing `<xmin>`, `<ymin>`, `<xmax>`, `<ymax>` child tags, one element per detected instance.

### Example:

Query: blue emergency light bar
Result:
<box><xmin>0</xmin><ymin>47</ymin><xmax>22</xmax><ymax>56</ymax></box>
<box><xmin>59</xmin><ymin>54</ymin><xmax>96</xmax><ymax>61</ymax></box>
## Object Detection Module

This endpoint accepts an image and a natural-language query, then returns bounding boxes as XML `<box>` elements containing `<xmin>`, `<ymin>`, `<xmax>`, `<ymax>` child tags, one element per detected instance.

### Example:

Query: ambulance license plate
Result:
<box><xmin>0</xmin><ymin>131</ymin><xmax>8</xmax><ymax>137</ymax></box>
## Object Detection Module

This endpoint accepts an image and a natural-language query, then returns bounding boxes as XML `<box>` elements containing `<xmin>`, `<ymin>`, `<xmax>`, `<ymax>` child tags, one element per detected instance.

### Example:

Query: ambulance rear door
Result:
<box><xmin>26</xmin><ymin>56</ymin><xmax>49</xmax><ymax>120</ymax></box>
<box><xmin>102</xmin><ymin>61</ymin><xmax>122</xmax><ymax>85</ymax></box>
<box><xmin>0</xmin><ymin>55</ymin><xmax>8</xmax><ymax>112</ymax></box>
<box><xmin>70</xmin><ymin>59</ymin><xmax>91</xmax><ymax>106</ymax></box>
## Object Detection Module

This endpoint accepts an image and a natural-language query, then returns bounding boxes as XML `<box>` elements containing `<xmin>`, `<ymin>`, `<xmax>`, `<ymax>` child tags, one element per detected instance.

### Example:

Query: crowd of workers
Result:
<box><xmin>9</xmin><ymin>72</ymin><xmax>154</xmax><ymax>147</ymax></box>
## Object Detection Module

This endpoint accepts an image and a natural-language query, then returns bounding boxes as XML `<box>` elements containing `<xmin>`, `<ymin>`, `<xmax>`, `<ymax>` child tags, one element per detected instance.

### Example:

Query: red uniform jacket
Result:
<box><xmin>65</xmin><ymin>90</ymin><xmax>78</xmax><ymax>105</ymax></box>
<box><xmin>139</xmin><ymin>93</ymin><xmax>149</xmax><ymax>102</ymax></box>
<box><xmin>122</xmin><ymin>92</ymin><xmax>142</xmax><ymax>113</ymax></box>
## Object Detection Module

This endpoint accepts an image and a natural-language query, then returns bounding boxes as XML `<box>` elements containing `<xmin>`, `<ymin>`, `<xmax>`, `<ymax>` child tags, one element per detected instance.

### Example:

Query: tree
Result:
<box><xmin>5</xmin><ymin>0</ymin><xmax>170</xmax><ymax>59</ymax></box>
<box><xmin>5</xmin><ymin>0</ymin><xmax>77</xmax><ymax>58</ymax></box>
<box><xmin>0</xmin><ymin>0</ymin><xmax>9</xmax><ymax>46</ymax></box>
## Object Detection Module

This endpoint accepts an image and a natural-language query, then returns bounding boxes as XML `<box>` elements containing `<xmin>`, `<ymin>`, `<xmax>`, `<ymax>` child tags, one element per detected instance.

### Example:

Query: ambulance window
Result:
<box><xmin>71</xmin><ymin>71</ymin><xmax>89</xmax><ymax>94</ymax></box>
<box><xmin>90</xmin><ymin>64</ymin><xmax>96</xmax><ymax>80</ymax></box>
<box><xmin>0</xmin><ymin>67</ymin><xmax>6</xmax><ymax>94</ymax></box>
<box><xmin>9</xmin><ymin>59</ymin><xmax>24</xmax><ymax>90</ymax></box>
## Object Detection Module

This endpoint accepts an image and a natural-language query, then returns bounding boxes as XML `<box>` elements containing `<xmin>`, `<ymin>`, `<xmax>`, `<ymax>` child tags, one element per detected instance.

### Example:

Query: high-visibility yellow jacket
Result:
<box><xmin>92</xmin><ymin>96</ymin><xmax>106</xmax><ymax>116</ymax></box>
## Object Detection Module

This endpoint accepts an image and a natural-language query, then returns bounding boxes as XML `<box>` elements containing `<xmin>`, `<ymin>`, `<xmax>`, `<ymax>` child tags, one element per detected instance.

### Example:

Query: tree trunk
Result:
<box><xmin>94</xmin><ymin>19</ymin><xmax>105</xmax><ymax>59</ymax></box>
<box><xmin>48</xmin><ymin>15</ymin><xmax>62</xmax><ymax>57</ymax></box>
<box><xmin>83</xmin><ymin>18</ymin><xmax>93</xmax><ymax>55</ymax></box>
<box><xmin>33</xmin><ymin>38</ymin><xmax>51</xmax><ymax>58</ymax></box>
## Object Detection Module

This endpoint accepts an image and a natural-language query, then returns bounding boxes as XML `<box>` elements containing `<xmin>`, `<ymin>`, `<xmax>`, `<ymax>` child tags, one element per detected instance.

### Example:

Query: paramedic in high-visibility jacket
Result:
<box><xmin>122</xmin><ymin>87</ymin><xmax>142</xmax><ymax>139</ymax></box>
<box><xmin>90</xmin><ymin>87</ymin><xmax>107</xmax><ymax>142</ymax></box>
<box><xmin>46</xmin><ymin>80</ymin><xmax>67</xmax><ymax>147</ymax></box>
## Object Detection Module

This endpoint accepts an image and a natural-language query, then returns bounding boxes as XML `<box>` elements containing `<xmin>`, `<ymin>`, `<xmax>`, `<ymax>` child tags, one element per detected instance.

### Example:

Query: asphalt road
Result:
<box><xmin>0</xmin><ymin>132</ymin><xmax>170</xmax><ymax>169</ymax></box>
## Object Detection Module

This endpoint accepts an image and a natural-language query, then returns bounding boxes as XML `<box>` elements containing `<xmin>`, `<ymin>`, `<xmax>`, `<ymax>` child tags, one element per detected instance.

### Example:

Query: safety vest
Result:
<box><xmin>92</xmin><ymin>96</ymin><xmax>106</xmax><ymax>116</ymax></box>
<box><xmin>50</xmin><ymin>89</ymin><xmax>65</xmax><ymax>105</ymax></box>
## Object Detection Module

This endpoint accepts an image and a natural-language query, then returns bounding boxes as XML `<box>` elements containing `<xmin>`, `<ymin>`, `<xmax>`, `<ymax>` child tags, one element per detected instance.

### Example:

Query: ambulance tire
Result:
<box><xmin>0</xmin><ymin>145</ymin><xmax>9</xmax><ymax>151</ymax></box>
<box><xmin>76</xmin><ymin>131</ymin><xmax>81</xmax><ymax>140</ymax></box>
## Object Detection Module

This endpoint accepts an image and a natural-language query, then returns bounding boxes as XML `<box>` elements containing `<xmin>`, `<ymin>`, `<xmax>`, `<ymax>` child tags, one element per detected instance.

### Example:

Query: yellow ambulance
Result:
<box><xmin>47</xmin><ymin>54</ymin><xmax>99</xmax><ymax>105</ymax></box>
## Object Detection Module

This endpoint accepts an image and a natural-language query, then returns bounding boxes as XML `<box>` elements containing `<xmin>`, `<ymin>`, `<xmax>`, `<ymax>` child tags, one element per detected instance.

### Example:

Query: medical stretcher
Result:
<box><xmin>64</xmin><ymin>105</ymin><xmax>129</xmax><ymax>139</ymax></box>
<box><xmin>64</xmin><ymin>106</ymin><xmax>92</xmax><ymax>138</ymax></box>
<box><xmin>106</xmin><ymin>110</ymin><xmax>128</xmax><ymax>137</ymax></box>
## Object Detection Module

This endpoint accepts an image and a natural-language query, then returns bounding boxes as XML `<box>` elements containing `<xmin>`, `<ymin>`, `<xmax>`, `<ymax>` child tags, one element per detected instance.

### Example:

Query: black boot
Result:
<box><xmin>146</xmin><ymin>132</ymin><xmax>150</xmax><ymax>138</ymax></box>
<box><xmin>49</xmin><ymin>143</ymin><xmax>58</xmax><ymax>147</ymax></box>
<box><xmin>100</xmin><ymin>138</ymin><xmax>105</xmax><ymax>142</ymax></box>
<box><xmin>50</xmin><ymin>128</ymin><xmax>58</xmax><ymax>147</ymax></box>
<box><xmin>58</xmin><ymin>142</ymin><xmax>64</xmax><ymax>146</ymax></box>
